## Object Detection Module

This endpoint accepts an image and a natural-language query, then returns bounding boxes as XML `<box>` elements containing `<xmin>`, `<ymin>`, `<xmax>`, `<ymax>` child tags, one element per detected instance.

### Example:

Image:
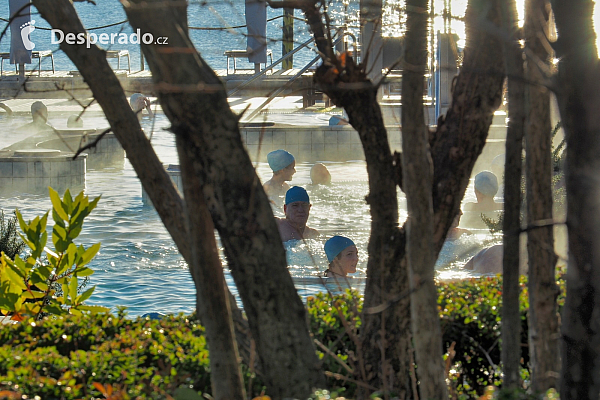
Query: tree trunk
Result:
<box><xmin>551</xmin><ymin>0</ymin><xmax>600</xmax><ymax>398</ymax></box>
<box><xmin>272</xmin><ymin>0</ymin><xmax>506</xmax><ymax>396</ymax></box>
<box><xmin>177</xmin><ymin>137</ymin><xmax>246</xmax><ymax>399</ymax></box>
<box><xmin>124</xmin><ymin>1</ymin><xmax>326</xmax><ymax>397</ymax></box>
<box><xmin>500</xmin><ymin>0</ymin><xmax>525</xmax><ymax>390</ymax></box>
<box><xmin>403</xmin><ymin>1</ymin><xmax>448</xmax><ymax>398</ymax></box>
<box><xmin>430</xmin><ymin>0</ymin><xmax>506</xmax><ymax>254</ymax></box>
<box><xmin>524</xmin><ymin>0</ymin><xmax>560</xmax><ymax>393</ymax></box>
<box><xmin>270</xmin><ymin>2</ymin><xmax>411</xmax><ymax>396</ymax></box>
<box><xmin>31</xmin><ymin>1</ymin><xmax>248</xmax><ymax>398</ymax></box>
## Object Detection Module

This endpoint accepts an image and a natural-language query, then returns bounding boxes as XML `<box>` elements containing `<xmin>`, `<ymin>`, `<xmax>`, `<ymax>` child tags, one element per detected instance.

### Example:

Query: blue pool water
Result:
<box><xmin>0</xmin><ymin>113</ymin><xmax>493</xmax><ymax>316</ymax></box>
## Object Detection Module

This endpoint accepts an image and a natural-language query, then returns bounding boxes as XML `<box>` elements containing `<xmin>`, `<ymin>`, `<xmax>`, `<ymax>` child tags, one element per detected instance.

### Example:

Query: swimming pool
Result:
<box><xmin>0</xmin><ymin>112</ymin><xmax>495</xmax><ymax>316</ymax></box>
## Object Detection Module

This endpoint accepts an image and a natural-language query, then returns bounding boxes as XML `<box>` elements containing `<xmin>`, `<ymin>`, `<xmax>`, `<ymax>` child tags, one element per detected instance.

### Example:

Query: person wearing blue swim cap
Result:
<box><xmin>263</xmin><ymin>149</ymin><xmax>296</xmax><ymax>200</ymax></box>
<box><xmin>275</xmin><ymin>186</ymin><xmax>319</xmax><ymax>241</ymax></box>
<box><xmin>464</xmin><ymin>171</ymin><xmax>502</xmax><ymax>213</ymax></box>
<box><xmin>323</xmin><ymin>236</ymin><xmax>358</xmax><ymax>277</ymax></box>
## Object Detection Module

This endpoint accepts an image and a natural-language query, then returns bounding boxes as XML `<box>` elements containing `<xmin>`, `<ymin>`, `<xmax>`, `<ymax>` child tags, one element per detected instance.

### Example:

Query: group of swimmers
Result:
<box><xmin>262</xmin><ymin>148</ymin><xmax>509</xmax><ymax>277</ymax></box>
<box><xmin>262</xmin><ymin>149</ymin><xmax>357</xmax><ymax>278</ymax></box>
<box><xmin>16</xmin><ymin>93</ymin><xmax>153</xmax><ymax>133</ymax></box>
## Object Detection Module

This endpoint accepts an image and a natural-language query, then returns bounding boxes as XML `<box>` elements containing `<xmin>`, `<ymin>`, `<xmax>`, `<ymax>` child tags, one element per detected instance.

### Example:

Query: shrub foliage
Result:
<box><xmin>0</xmin><ymin>275</ymin><xmax>565</xmax><ymax>399</ymax></box>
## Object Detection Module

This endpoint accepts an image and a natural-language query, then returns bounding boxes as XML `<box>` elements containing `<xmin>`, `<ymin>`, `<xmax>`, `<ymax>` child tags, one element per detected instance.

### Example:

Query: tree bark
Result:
<box><xmin>500</xmin><ymin>0</ymin><xmax>525</xmax><ymax>390</ymax></box>
<box><xmin>271</xmin><ymin>0</ymin><xmax>506</xmax><ymax>396</ymax></box>
<box><xmin>268</xmin><ymin>2</ymin><xmax>411</xmax><ymax>396</ymax></box>
<box><xmin>31</xmin><ymin>1</ymin><xmax>248</xmax><ymax>399</ymax></box>
<box><xmin>177</xmin><ymin>137</ymin><xmax>246</xmax><ymax>399</ymax></box>
<box><xmin>402</xmin><ymin>1</ymin><xmax>448</xmax><ymax>398</ymax></box>
<box><xmin>524</xmin><ymin>0</ymin><xmax>560</xmax><ymax>393</ymax></box>
<box><xmin>123</xmin><ymin>1</ymin><xmax>326</xmax><ymax>397</ymax></box>
<box><xmin>551</xmin><ymin>0</ymin><xmax>600</xmax><ymax>399</ymax></box>
<box><xmin>430</xmin><ymin>0</ymin><xmax>506</xmax><ymax>254</ymax></box>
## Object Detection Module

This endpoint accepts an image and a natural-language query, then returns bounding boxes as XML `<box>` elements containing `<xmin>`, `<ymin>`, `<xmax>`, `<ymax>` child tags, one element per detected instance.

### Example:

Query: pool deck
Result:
<box><xmin>0</xmin><ymin>68</ymin><xmax>329</xmax><ymax>100</ymax></box>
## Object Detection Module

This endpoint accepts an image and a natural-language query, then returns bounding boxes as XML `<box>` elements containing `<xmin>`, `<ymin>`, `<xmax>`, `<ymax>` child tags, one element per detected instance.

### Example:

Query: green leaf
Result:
<box><xmin>22</xmin><ymin>290</ymin><xmax>46</xmax><ymax>300</ymax></box>
<box><xmin>30</xmin><ymin>265</ymin><xmax>52</xmax><ymax>284</ymax></box>
<box><xmin>53</xmin><ymin>224</ymin><xmax>68</xmax><ymax>249</ymax></box>
<box><xmin>77</xmin><ymin>305</ymin><xmax>109</xmax><ymax>314</ymax></box>
<box><xmin>5</xmin><ymin>266</ymin><xmax>26</xmax><ymax>290</ymax></box>
<box><xmin>70</xmin><ymin>308</ymin><xmax>83</xmax><ymax>316</ymax></box>
<box><xmin>49</xmin><ymin>188</ymin><xmax>69</xmax><ymax>221</ymax></box>
<box><xmin>66</xmin><ymin>243</ymin><xmax>78</xmax><ymax>270</ymax></box>
<box><xmin>63</xmin><ymin>189</ymin><xmax>73</xmax><ymax>213</ymax></box>
<box><xmin>33</xmin><ymin>282</ymin><xmax>48</xmax><ymax>292</ymax></box>
<box><xmin>69</xmin><ymin>276</ymin><xmax>78</xmax><ymax>302</ymax></box>
<box><xmin>56</xmin><ymin>254</ymin><xmax>71</xmax><ymax>277</ymax></box>
<box><xmin>78</xmin><ymin>243</ymin><xmax>101</xmax><ymax>267</ymax></box>
<box><xmin>77</xmin><ymin>286</ymin><xmax>95</xmax><ymax>304</ymax></box>
<box><xmin>16</xmin><ymin>209</ymin><xmax>27</xmax><ymax>234</ymax></box>
<box><xmin>61</xmin><ymin>283</ymin><xmax>69</xmax><ymax>301</ymax></box>
<box><xmin>75</xmin><ymin>267</ymin><xmax>94</xmax><ymax>277</ymax></box>
<box><xmin>45</xmin><ymin>303</ymin><xmax>66</xmax><ymax>315</ymax></box>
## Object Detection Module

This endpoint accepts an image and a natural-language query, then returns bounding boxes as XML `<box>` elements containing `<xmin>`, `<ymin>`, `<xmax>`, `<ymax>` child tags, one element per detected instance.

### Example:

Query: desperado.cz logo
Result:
<box><xmin>20</xmin><ymin>19</ymin><xmax>36</xmax><ymax>50</ymax></box>
<box><xmin>52</xmin><ymin>29</ymin><xmax>168</xmax><ymax>48</ymax></box>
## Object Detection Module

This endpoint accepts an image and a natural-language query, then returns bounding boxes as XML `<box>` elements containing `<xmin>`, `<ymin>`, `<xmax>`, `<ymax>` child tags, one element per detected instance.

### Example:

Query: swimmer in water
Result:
<box><xmin>464</xmin><ymin>171</ymin><xmax>502</xmax><ymax>213</ymax></box>
<box><xmin>263</xmin><ymin>149</ymin><xmax>296</xmax><ymax>200</ymax></box>
<box><xmin>276</xmin><ymin>186</ymin><xmax>318</xmax><ymax>242</ymax></box>
<box><xmin>130</xmin><ymin>93</ymin><xmax>154</xmax><ymax>121</ymax></box>
<box><xmin>323</xmin><ymin>236</ymin><xmax>358</xmax><ymax>277</ymax></box>
<box><xmin>67</xmin><ymin>114</ymin><xmax>83</xmax><ymax>128</ymax></box>
<box><xmin>310</xmin><ymin>163</ymin><xmax>331</xmax><ymax>185</ymax></box>
<box><xmin>17</xmin><ymin>101</ymin><xmax>52</xmax><ymax>133</ymax></box>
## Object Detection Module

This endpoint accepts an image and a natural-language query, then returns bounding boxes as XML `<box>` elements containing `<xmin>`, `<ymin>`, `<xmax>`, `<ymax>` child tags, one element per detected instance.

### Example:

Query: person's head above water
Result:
<box><xmin>474</xmin><ymin>171</ymin><xmax>499</xmax><ymax>198</ymax></box>
<box><xmin>130</xmin><ymin>93</ymin><xmax>146</xmax><ymax>112</ymax></box>
<box><xmin>285</xmin><ymin>185</ymin><xmax>309</xmax><ymax>205</ymax></box>
<box><xmin>324</xmin><ymin>236</ymin><xmax>358</xmax><ymax>276</ymax></box>
<box><xmin>268</xmin><ymin>149</ymin><xmax>295</xmax><ymax>173</ymax></box>
<box><xmin>31</xmin><ymin>101</ymin><xmax>48</xmax><ymax>123</ymax></box>
<box><xmin>284</xmin><ymin>186</ymin><xmax>311</xmax><ymax>225</ymax></box>
<box><xmin>67</xmin><ymin>114</ymin><xmax>83</xmax><ymax>128</ymax></box>
<box><xmin>310</xmin><ymin>163</ymin><xmax>331</xmax><ymax>185</ymax></box>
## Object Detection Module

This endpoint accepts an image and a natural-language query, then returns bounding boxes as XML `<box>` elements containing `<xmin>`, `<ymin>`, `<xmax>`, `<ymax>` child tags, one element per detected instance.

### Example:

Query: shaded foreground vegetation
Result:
<box><xmin>0</xmin><ymin>275</ymin><xmax>565</xmax><ymax>399</ymax></box>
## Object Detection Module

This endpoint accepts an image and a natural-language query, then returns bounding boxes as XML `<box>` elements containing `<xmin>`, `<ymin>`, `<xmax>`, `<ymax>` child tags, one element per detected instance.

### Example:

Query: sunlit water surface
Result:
<box><xmin>0</xmin><ymin>113</ymin><xmax>495</xmax><ymax>316</ymax></box>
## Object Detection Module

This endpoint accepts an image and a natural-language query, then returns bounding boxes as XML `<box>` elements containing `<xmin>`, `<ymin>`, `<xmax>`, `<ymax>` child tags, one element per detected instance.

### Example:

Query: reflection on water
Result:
<box><xmin>0</xmin><ymin>113</ymin><xmax>495</xmax><ymax>316</ymax></box>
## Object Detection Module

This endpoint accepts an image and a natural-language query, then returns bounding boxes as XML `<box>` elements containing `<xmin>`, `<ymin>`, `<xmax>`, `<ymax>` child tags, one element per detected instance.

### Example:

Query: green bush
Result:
<box><xmin>0</xmin><ymin>189</ymin><xmax>108</xmax><ymax>321</ymax></box>
<box><xmin>0</xmin><ymin>276</ymin><xmax>566</xmax><ymax>399</ymax></box>
<box><xmin>0</xmin><ymin>311</ymin><xmax>212</xmax><ymax>399</ymax></box>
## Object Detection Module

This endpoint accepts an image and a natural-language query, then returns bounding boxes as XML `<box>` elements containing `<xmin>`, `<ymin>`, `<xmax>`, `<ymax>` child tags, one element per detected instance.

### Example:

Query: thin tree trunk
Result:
<box><xmin>124</xmin><ymin>1</ymin><xmax>326</xmax><ymax>397</ymax></box>
<box><xmin>177</xmin><ymin>137</ymin><xmax>246</xmax><ymax>399</ymax></box>
<box><xmin>270</xmin><ymin>2</ymin><xmax>411</xmax><ymax>396</ymax></box>
<box><xmin>524</xmin><ymin>0</ymin><xmax>560</xmax><ymax>392</ymax></box>
<box><xmin>551</xmin><ymin>0</ymin><xmax>600</xmax><ymax>398</ymax></box>
<box><xmin>31</xmin><ymin>2</ymin><xmax>248</xmax><ymax>398</ymax></box>
<box><xmin>430</xmin><ymin>0</ymin><xmax>506</xmax><ymax>254</ymax></box>
<box><xmin>403</xmin><ymin>1</ymin><xmax>448</xmax><ymax>399</ymax></box>
<box><xmin>500</xmin><ymin>0</ymin><xmax>525</xmax><ymax>390</ymax></box>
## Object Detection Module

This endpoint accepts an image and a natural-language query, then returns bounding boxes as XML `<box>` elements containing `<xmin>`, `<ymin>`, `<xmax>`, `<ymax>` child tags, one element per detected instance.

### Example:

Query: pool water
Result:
<box><xmin>0</xmin><ymin>113</ymin><xmax>495</xmax><ymax>316</ymax></box>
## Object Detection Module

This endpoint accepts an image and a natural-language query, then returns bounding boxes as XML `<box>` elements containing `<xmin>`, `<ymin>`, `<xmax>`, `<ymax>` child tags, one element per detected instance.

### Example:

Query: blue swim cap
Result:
<box><xmin>267</xmin><ymin>149</ymin><xmax>295</xmax><ymax>172</ymax></box>
<box><xmin>285</xmin><ymin>186</ymin><xmax>309</xmax><ymax>205</ymax></box>
<box><xmin>324</xmin><ymin>236</ymin><xmax>355</xmax><ymax>263</ymax></box>
<box><xmin>474</xmin><ymin>171</ymin><xmax>499</xmax><ymax>197</ymax></box>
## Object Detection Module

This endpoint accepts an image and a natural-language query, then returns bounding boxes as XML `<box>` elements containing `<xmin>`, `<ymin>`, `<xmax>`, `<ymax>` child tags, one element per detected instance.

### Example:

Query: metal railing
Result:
<box><xmin>228</xmin><ymin>27</ymin><xmax>356</xmax><ymax>97</ymax></box>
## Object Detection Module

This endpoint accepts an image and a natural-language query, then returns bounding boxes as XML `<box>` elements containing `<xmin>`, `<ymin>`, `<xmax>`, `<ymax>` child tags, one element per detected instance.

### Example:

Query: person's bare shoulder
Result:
<box><xmin>263</xmin><ymin>180</ymin><xmax>274</xmax><ymax>195</ymax></box>
<box><xmin>304</xmin><ymin>226</ymin><xmax>319</xmax><ymax>239</ymax></box>
<box><xmin>463</xmin><ymin>202</ymin><xmax>476</xmax><ymax>211</ymax></box>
